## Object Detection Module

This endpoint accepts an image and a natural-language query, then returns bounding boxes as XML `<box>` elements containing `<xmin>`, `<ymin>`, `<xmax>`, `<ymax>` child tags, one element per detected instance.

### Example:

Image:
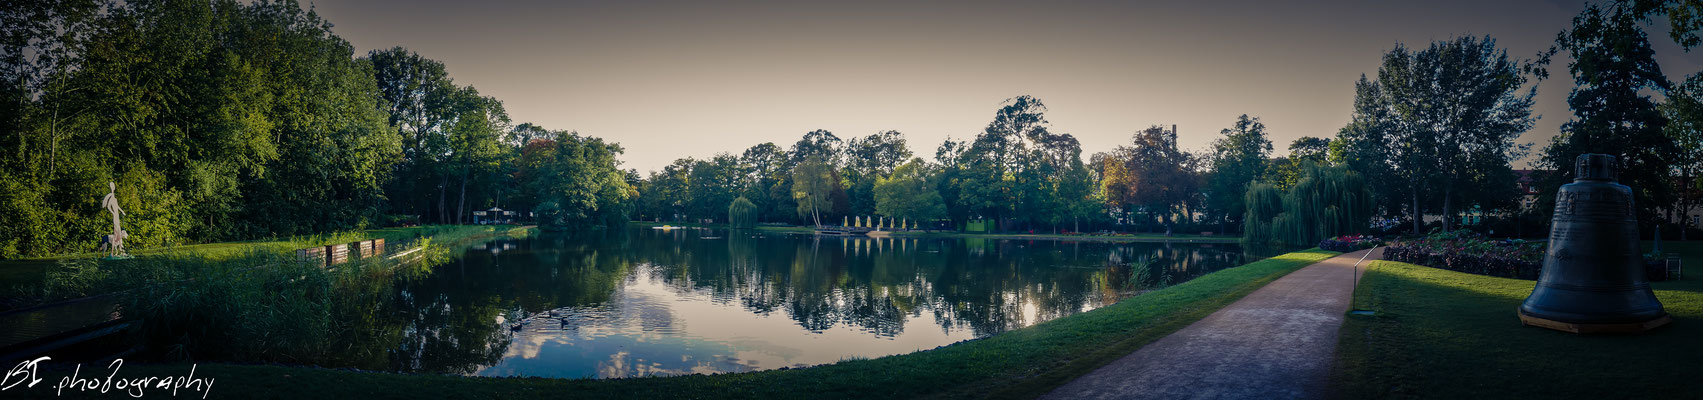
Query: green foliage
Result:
<box><xmin>1245</xmin><ymin>164</ymin><xmax>1374</xmax><ymax>248</ymax></box>
<box><xmin>873</xmin><ymin>158</ymin><xmax>947</xmax><ymax>228</ymax></box>
<box><xmin>792</xmin><ymin>155</ymin><xmax>836</xmax><ymax>227</ymax></box>
<box><xmin>1206</xmin><ymin>115</ymin><xmax>1273</xmax><ymax>229</ymax></box>
<box><xmin>1101</xmin><ymin>125</ymin><xmax>1199</xmax><ymax>227</ymax></box>
<box><xmin>1663</xmin><ymin>74</ymin><xmax>1703</xmax><ymax>234</ymax></box>
<box><xmin>1242</xmin><ymin>182</ymin><xmax>1284</xmax><ymax>247</ymax></box>
<box><xmin>519</xmin><ymin>131</ymin><xmax>632</xmax><ymax>231</ymax></box>
<box><xmin>954</xmin><ymin>96</ymin><xmax>1087</xmax><ymax>230</ymax></box>
<box><xmin>0</xmin><ymin>0</ymin><xmax>406</xmax><ymax>256</ymax></box>
<box><xmin>728</xmin><ymin>196</ymin><xmax>757</xmax><ymax>229</ymax></box>
<box><xmin>1537</xmin><ymin>5</ymin><xmax>1676</xmax><ymax>233</ymax></box>
<box><xmin>1339</xmin><ymin>35</ymin><xmax>1536</xmax><ymax>233</ymax></box>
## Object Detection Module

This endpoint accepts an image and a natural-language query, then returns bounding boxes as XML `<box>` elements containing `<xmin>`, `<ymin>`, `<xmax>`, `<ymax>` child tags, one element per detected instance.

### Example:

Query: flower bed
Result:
<box><xmin>1383</xmin><ymin>230</ymin><xmax>1669</xmax><ymax>281</ymax></box>
<box><xmin>1318</xmin><ymin>235</ymin><xmax>1383</xmax><ymax>253</ymax></box>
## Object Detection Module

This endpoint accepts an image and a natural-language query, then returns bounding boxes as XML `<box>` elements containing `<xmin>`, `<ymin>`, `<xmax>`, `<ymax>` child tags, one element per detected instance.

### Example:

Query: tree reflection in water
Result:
<box><xmin>344</xmin><ymin>227</ymin><xmax>1254</xmax><ymax>379</ymax></box>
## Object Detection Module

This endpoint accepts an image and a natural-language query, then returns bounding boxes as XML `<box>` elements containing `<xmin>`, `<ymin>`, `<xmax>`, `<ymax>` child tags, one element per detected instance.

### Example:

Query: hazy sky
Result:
<box><xmin>304</xmin><ymin>0</ymin><xmax>1703</xmax><ymax>174</ymax></box>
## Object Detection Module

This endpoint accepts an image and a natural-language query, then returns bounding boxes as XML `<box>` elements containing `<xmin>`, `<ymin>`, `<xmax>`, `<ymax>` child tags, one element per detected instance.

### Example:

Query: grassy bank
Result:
<box><xmin>1332</xmin><ymin>241</ymin><xmax>1703</xmax><ymax>398</ymax></box>
<box><xmin>46</xmin><ymin>249</ymin><xmax>1338</xmax><ymax>399</ymax></box>
<box><xmin>0</xmin><ymin>225</ymin><xmax>522</xmax><ymax>311</ymax></box>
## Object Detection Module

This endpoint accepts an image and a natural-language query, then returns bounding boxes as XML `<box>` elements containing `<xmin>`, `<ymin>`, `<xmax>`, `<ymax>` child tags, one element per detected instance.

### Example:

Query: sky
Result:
<box><xmin>303</xmin><ymin>0</ymin><xmax>1703</xmax><ymax>174</ymax></box>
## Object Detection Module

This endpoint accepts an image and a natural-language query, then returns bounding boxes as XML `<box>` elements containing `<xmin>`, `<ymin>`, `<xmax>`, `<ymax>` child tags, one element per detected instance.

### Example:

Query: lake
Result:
<box><xmin>380</xmin><ymin>227</ymin><xmax>1254</xmax><ymax>379</ymax></box>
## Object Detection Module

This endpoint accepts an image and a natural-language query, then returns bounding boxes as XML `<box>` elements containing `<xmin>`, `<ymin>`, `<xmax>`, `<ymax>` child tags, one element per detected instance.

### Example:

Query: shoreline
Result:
<box><xmin>629</xmin><ymin>221</ymin><xmax>1242</xmax><ymax>244</ymax></box>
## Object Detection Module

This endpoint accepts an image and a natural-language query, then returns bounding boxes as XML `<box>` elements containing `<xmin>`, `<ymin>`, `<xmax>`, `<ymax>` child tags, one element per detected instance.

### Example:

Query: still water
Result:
<box><xmin>386</xmin><ymin>227</ymin><xmax>1252</xmax><ymax>379</ymax></box>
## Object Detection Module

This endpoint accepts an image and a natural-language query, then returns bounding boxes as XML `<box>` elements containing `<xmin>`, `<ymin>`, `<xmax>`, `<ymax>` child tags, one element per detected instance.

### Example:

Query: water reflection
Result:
<box><xmin>378</xmin><ymin>227</ymin><xmax>1252</xmax><ymax>379</ymax></box>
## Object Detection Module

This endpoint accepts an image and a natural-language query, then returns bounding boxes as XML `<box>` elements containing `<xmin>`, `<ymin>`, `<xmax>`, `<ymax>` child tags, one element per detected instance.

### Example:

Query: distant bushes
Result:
<box><xmin>1318</xmin><ymin>235</ymin><xmax>1383</xmax><ymax>253</ymax></box>
<box><xmin>1383</xmin><ymin>230</ymin><xmax>1670</xmax><ymax>281</ymax></box>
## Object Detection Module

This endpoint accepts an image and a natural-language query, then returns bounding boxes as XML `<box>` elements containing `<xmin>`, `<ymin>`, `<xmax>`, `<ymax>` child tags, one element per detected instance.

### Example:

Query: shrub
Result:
<box><xmin>1319</xmin><ymin>234</ymin><xmax>1383</xmax><ymax>253</ymax></box>
<box><xmin>1383</xmin><ymin>229</ymin><xmax>1668</xmax><ymax>281</ymax></box>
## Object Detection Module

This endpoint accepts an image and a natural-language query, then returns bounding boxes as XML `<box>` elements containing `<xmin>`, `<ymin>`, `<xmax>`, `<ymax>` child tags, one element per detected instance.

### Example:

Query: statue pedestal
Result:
<box><xmin>1518</xmin><ymin>309</ymin><xmax>1671</xmax><ymax>334</ymax></box>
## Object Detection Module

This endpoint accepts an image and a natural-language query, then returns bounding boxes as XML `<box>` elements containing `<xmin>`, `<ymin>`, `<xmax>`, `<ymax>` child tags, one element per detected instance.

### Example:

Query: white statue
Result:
<box><xmin>99</xmin><ymin>181</ymin><xmax>127</xmax><ymax>257</ymax></box>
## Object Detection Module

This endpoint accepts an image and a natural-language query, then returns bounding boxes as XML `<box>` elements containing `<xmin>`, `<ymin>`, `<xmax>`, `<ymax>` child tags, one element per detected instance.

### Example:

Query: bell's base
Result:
<box><xmin>1518</xmin><ymin>309</ymin><xmax>1671</xmax><ymax>334</ymax></box>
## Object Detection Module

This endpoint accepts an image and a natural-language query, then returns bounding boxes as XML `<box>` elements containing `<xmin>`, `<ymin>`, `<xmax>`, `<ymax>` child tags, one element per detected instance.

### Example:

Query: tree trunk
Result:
<box><xmin>457</xmin><ymin>170</ymin><xmax>468</xmax><ymax>225</ymax></box>
<box><xmin>1442</xmin><ymin>186</ymin><xmax>1454</xmax><ymax>233</ymax></box>
<box><xmin>1411</xmin><ymin>189</ymin><xmax>1422</xmax><ymax>235</ymax></box>
<box><xmin>438</xmin><ymin>177</ymin><xmax>449</xmax><ymax>224</ymax></box>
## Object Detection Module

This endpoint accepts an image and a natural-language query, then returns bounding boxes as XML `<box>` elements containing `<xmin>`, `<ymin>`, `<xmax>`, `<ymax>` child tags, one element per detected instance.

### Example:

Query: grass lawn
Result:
<box><xmin>45</xmin><ymin>249</ymin><xmax>1340</xmax><ymax>399</ymax></box>
<box><xmin>1332</xmin><ymin>241</ymin><xmax>1703</xmax><ymax>399</ymax></box>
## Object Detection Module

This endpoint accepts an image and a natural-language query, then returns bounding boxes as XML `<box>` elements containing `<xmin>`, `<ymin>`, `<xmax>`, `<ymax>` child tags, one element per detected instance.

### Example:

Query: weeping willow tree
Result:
<box><xmin>1243</xmin><ymin>182</ymin><xmax>1284</xmax><ymax>247</ymax></box>
<box><xmin>728</xmin><ymin>197</ymin><xmax>758</xmax><ymax>230</ymax></box>
<box><xmin>1245</xmin><ymin>163</ymin><xmax>1374</xmax><ymax>248</ymax></box>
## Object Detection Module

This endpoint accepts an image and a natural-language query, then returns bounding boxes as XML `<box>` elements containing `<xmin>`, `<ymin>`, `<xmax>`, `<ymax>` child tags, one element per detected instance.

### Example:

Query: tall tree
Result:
<box><xmin>1351</xmin><ymin>36</ymin><xmax>1537</xmax><ymax>233</ymax></box>
<box><xmin>957</xmin><ymin>96</ymin><xmax>1079</xmax><ymax>230</ymax></box>
<box><xmin>792</xmin><ymin>155</ymin><xmax>835</xmax><ymax>227</ymax></box>
<box><xmin>366</xmin><ymin>46</ymin><xmax>458</xmax><ymax>223</ymax></box>
<box><xmin>739</xmin><ymin>142</ymin><xmax>788</xmax><ymax>222</ymax></box>
<box><xmin>1100</xmin><ymin>125</ymin><xmax>1198</xmax><ymax>231</ymax></box>
<box><xmin>1332</xmin><ymin>75</ymin><xmax>1410</xmax><ymax>225</ymax></box>
<box><xmin>447</xmin><ymin>91</ymin><xmax>509</xmax><ymax>224</ymax></box>
<box><xmin>1205</xmin><ymin>114</ymin><xmax>1273</xmax><ymax>233</ymax></box>
<box><xmin>1539</xmin><ymin>5</ymin><xmax>1675</xmax><ymax>233</ymax></box>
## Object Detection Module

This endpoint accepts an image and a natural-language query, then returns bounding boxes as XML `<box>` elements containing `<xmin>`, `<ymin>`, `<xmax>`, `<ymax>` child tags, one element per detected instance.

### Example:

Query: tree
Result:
<box><xmin>687</xmin><ymin>154</ymin><xmax>741</xmax><ymax>221</ymax></box>
<box><xmin>641</xmin><ymin>158</ymin><xmax>694</xmax><ymax>222</ymax></box>
<box><xmin>1349</xmin><ymin>36</ymin><xmax>1537</xmax><ymax>233</ymax></box>
<box><xmin>790</xmin><ymin>129</ymin><xmax>842</xmax><ymax>168</ymax></box>
<box><xmin>1332</xmin><ymin>75</ymin><xmax>1409</xmax><ymax>223</ymax></box>
<box><xmin>1662</xmin><ymin>74</ymin><xmax>1703</xmax><ymax>239</ymax></box>
<box><xmin>522</xmin><ymin>131</ymin><xmax>632</xmax><ymax>230</ymax></box>
<box><xmin>846</xmin><ymin>130</ymin><xmax>911</xmax><ymax>177</ymax></box>
<box><xmin>1056</xmin><ymin>157</ymin><xmax>1103</xmax><ymax>233</ymax></box>
<box><xmin>1205</xmin><ymin>114</ymin><xmax>1273</xmax><ymax>233</ymax></box>
<box><xmin>1245</xmin><ymin>164</ymin><xmax>1374</xmax><ymax>248</ymax></box>
<box><xmin>1100</xmin><ymin>125</ymin><xmax>1198</xmax><ymax>231</ymax></box>
<box><xmin>1265</xmin><ymin>137</ymin><xmax>1332</xmax><ymax>191</ymax></box>
<box><xmin>956</xmin><ymin>96</ymin><xmax>1081</xmax><ymax>230</ymax></box>
<box><xmin>739</xmin><ymin>142</ymin><xmax>788</xmax><ymax>221</ymax></box>
<box><xmin>934</xmin><ymin>137</ymin><xmax>970</xmax><ymax>227</ymax></box>
<box><xmin>844</xmin><ymin>130</ymin><xmax>912</xmax><ymax>216</ymax></box>
<box><xmin>1242</xmin><ymin>182</ymin><xmax>1283</xmax><ymax>249</ymax></box>
<box><xmin>728</xmin><ymin>196</ymin><xmax>757</xmax><ymax>230</ymax></box>
<box><xmin>447</xmin><ymin>91</ymin><xmax>509</xmax><ymax>225</ymax></box>
<box><xmin>366</xmin><ymin>46</ymin><xmax>459</xmax><ymax>223</ymax></box>
<box><xmin>792</xmin><ymin>155</ymin><xmax>835</xmax><ymax>227</ymax></box>
<box><xmin>508</xmin><ymin>123</ymin><xmax>550</xmax><ymax>146</ymax></box>
<box><xmin>873</xmin><ymin>158</ymin><xmax>946</xmax><ymax>230</ymax></box>
<box><xmin>1538</xmin><ymin>5</ymin><xmax>1676</xmax><ymax>233</ymax></box>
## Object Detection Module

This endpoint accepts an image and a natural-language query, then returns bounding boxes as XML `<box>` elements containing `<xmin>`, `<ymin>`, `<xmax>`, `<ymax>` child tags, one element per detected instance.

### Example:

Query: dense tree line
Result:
<box><xmin>6</xmin><ymin>0</ymin><xmax>1701</xmax><ymax>260</ymax></box>
<box><xmin>0</xmin><ymin>0</ymin><xmax>633</xmax><ymax>258</ymax></box>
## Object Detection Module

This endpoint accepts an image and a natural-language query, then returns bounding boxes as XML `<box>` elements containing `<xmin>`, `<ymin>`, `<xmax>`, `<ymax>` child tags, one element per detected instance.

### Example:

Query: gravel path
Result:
<box><xmin>1041</xmin><ymin>248</ymin><xmax>1382</xmax><ymax>400</ymax></box>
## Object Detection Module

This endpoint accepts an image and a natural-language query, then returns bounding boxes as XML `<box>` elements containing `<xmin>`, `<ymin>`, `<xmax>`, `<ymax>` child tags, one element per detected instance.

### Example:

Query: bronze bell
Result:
<box><xmin>1519</xmin><ymin>154</ymin><xmax>1670</xmax><ymax>333</ymax></box>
